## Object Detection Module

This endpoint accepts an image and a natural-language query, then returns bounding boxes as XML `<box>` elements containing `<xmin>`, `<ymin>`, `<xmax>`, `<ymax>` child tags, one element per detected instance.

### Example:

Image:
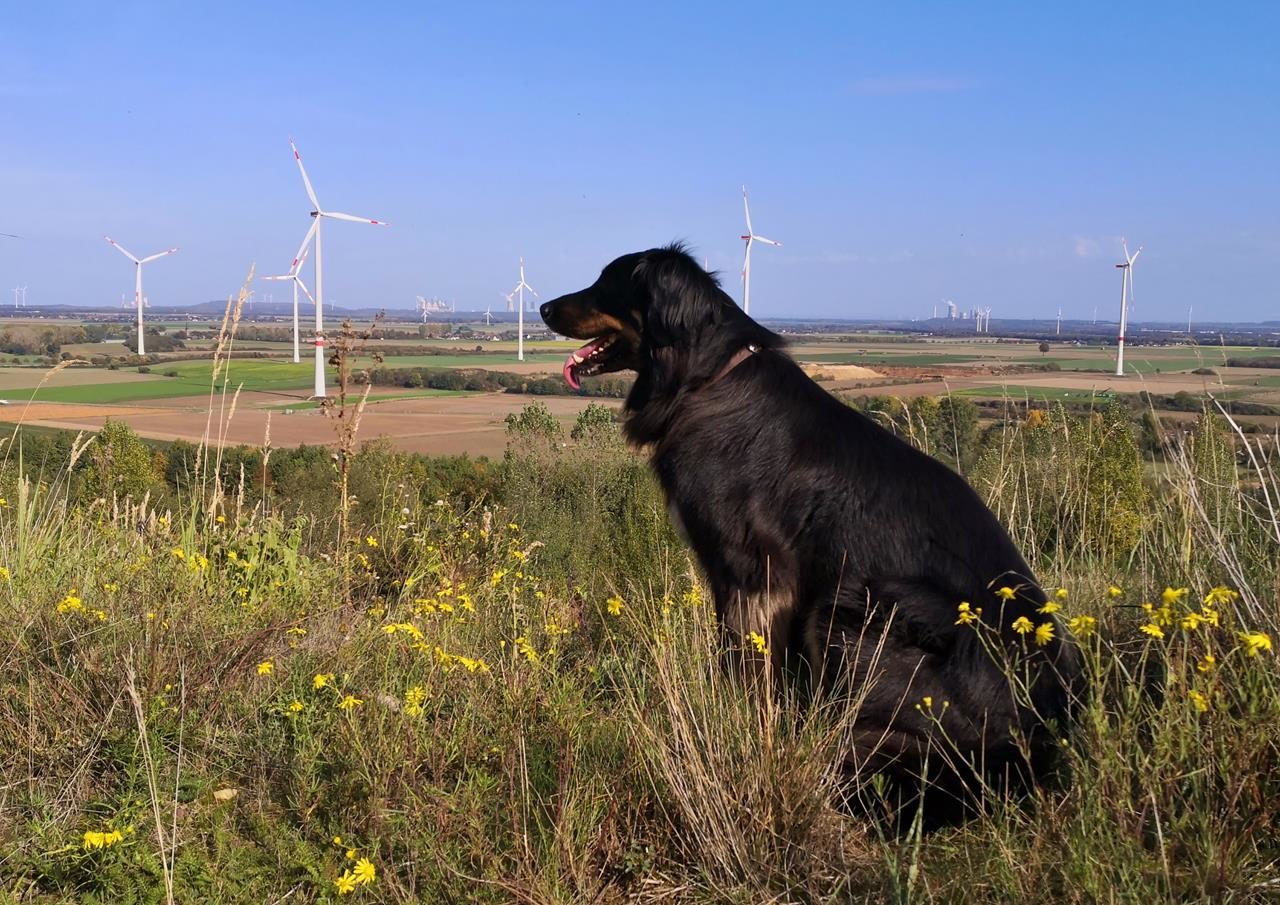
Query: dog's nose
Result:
<box><xmin>539</xmin><ymin>301</ymin><xmax>553</xmax><ymax>321</ymax></box>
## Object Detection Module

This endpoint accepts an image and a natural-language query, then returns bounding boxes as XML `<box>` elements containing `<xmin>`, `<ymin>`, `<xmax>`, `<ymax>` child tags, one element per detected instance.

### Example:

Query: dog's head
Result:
<box><xmin>540</xmin><ymin>243</ymin><xmax>779</xmax><ymax>392</ymax></box>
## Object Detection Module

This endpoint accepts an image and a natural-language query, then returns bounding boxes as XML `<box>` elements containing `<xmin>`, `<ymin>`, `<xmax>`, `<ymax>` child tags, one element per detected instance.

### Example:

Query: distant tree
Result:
<box><xmin>1038</xmin><ymin>342</ymin><xmax>1051</xmax><ymax>355</ymax></box>
<box><xmin>79</xmin><ymin>419</ymin><xmax>159</xmax><ymax>501</ymax></box>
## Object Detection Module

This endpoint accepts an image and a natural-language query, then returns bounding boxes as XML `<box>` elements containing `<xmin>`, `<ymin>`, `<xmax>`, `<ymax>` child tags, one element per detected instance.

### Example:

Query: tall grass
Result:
<box><xmin>0</xmin><ymin>379</ymin><xmax>1276</xmax><ymax>901</ymax></box>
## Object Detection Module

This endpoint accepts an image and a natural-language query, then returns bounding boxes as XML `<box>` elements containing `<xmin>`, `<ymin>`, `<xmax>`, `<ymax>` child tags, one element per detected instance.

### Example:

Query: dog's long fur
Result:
<box><xmin>542</xmin><ymin>244</ymin><xmax>1084</xmax><ymax>825</ymax></box>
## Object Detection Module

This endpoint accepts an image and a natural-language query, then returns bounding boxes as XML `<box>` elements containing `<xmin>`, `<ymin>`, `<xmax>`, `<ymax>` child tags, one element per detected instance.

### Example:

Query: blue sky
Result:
<box><xmin>2</xmin><ymin>1</ymin><xmax>1277</xmax><ymax>321</ymax></box>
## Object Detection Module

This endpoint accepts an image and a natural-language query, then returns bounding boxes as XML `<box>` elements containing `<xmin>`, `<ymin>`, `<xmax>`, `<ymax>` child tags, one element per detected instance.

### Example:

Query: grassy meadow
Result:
<box><xmin>0</xmin><ymin>300</ymin><xmax>1278</xmax><ymax>902</ymax></box>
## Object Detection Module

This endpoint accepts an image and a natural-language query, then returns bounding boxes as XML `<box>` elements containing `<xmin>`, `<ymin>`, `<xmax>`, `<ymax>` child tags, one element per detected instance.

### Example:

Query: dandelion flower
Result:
<box><xmin>337</xmin><ymin>694</ymin><xmax>364</xmax><ymax>711</ymax></box>
<box><xmin>606</xmin><ymin>595</ymin><xmax>624</xmax><ymax>616</ymax></box>
<box><xmin>1067</xmin><ymin>615</ymin><xmax>1097</xmax><ymax>637</ymax></box>
<box><xmin>1106</xmin><ymin>585</ymin><xmax>1123</xmax><ymax>599</ymax></box>
<box><xmin>1187</xmin><ymin>689</ymin><xmax>1209</xmax><ymax>713</ymax></box>
<box><xmin>334</xmin><ymin>872</ymin><xmax>358</xmax><ymax>895</ymax></box>
<box><xmin>1239</xmin><ymin>631</ymin><xmax>1273</xmax><ymax>657</ymax></box>
<box><xmin>1034</xmin><ymin>622</ymin><xmax>1055</xmax><ymax>646</ymax></box>
<box><xmin>256</xmin><ymin>661</ymin><xmax>273</xmax><ymax>676</ymax></box>
<box><xmin>313</xmin><ymin>673</ymin><xmax>335</xmax><ymax>690</ymax></box>
<box><xmin>996</xmin><ymin>587</ymin><xmax>1017</xmax><ymax>601</ymax></box>
<box><xmin>352</xmin><ymin>857</ymin><xmax>376</xmax><ymax>886</ymax></box>
<box><xmin>1011</xmin><ymin>616</ymin><xmax>1034</xmax><ymax>635</ymax></box>
<box><xmin>1140</xmin><ymin>623</ymin><xmax>1165</xmax><ymax>640</ymax></box>
<box><xmin>747</xmin><ymin>631</ymin><xmax>769</xmax><ymax>655</ymax></box>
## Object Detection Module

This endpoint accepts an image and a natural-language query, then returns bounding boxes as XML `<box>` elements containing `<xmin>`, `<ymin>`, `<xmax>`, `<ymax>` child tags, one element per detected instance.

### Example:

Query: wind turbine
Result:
<box><xmin>104</xmin><ymin>236</ymin><xmax>178</xmax><ymax>356</ymax></box>
<box><xmin>1113</xmin><ymin>239</ymin><xmax>1142</xmax><ymax>377</ymax></box>
<box><xmin>1056</xmin><ymin>308</ymin><xmax>1062</xmax><ymax>336</ymax></box>
<box><xmin>739</xmin><ymin>185</ymin><xmax>781</xmax><ymax>316</ymax></box>
<box><xmin>507</xmin><ymin>258</ymin><xmax>537</xmax><ymax>362</ymax></box>
<box><xmin>288</xmin><ymin>139</ymin><xmax>388</xmax><ymax>398</ymax></box>
<box><xmin>262</xmin><ymin>237</ymin><xmax>314</xmax><ymax>364</ymax></box>
<box><xmin>12</xmin><ymin>286</ymin><xmax>26</xmax><ymax>309</ymax></box>
<box><xmin>483</xmin><ymin>304</ymin><xmax>494</xmax><ymax>327</ymax></box>
<box><xmin>416</xmin><ymin>296</ymin><xmax>432</xmax><ymax>323</ymax></box>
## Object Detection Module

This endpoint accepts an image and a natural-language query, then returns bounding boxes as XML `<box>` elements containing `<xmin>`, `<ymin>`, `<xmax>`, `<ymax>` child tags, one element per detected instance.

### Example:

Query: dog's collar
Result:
<box><xmin>707</xmin><ymin>344</ymin><xmax>760</xmax><ymax>386</ymax></box>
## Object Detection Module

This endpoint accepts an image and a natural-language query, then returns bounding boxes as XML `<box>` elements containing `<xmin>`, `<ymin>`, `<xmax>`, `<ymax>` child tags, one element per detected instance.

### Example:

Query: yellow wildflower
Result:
<box><xmin>1197</xmin><ymin>653</ymin><xmax>1216</xmax><ymax>673</ymax></box>
<box><xmin>1106</xmin><ymin>585</ymin><xmax>1123</xmax><ymax>599</ymax></box>
<box><xmin>83</xmin><ymin>828</ymin><xmax>124</xmax><ymax>850</ymax></box>
<box><xmin>747</xmin><ymin>631</ymin><xmax>769</xmax><ymax>655</ymax></box>
<box><xmin>313</xmin><ymin>673</ymin><xmax>335</xmax><ymax>690</ymax></box>
<box><xmin>1203</xmin><ymin>586</ymin><xmax>1239</xmax><ymax>607</ymax></box>
<box><xmin>1161</xmin><ymin>587</ymin><xmax>1188</xmax><ymax>607</ymax></box>
<box><xmin>1187</xmin><ymin>689</ymin><xmax>1209</xmax><ymax>713</ymax></box>
<box><xmin>1037</xmin><ymin>601</ymin><xmax>1060</xmax><ymax>615</ymax></box>
<box><xmin>1239</xmin><ymin>631</ymin><xmax>1273</xmax><ymax>657</ymax></box>
<box><xmin>490</xmin><ymin>569</ymin><xmax>508</xmax><ymax>587</ymax></box>
<box><xmin>256</xmin><ymin>661</ymin><xmax>273</xmax><ymax>676</ymax></box>
<box><xmin>920</xmin><ymin>696</ymin><xmax>933</xmax><ymax>709</ymax></box>
<box><xmin>955</xmin><ymin>601</ymin><xmax>981</xmax><ymax>626</ymax></box>
<box><xmin>996</xmin><ymin>587</ymin><xmax>1017</xmax><ymax>601</ymax></box>
<box><xmin>365</xmin><ymin>536</ymin><xmax>378</xmax><ymax>548</ymax></box>
<box><xmin>1201</xmin><ymin>608</ymin><xmax>1221</xmax><ymax>628</ymax></box>
<box><xmin>215</xmin><ymin>514</ymin><xmax>226</xmax><ymax>523</ymax></box>
<box><xmin>1011</xmin><ymin>616</ymin><xmax>1034</xmax><ymax>635</ymax></box>
<box><xmin>0</xmin><ymin>567</ymin><xmax>10</xmax><ymax>581</ymax></box>
<box><xmin>334</xmin><ymin>872</ymin><xmax>358</xmax><ymax>895</ymax></box>
<box><xmin>57</xmin><ymin>590</ymin><xmax>83</xmax><ymax>613</ymax></box>
<box><xmin>1180</xmin><ymin>612</ymin><xmax>1204</xmax><ymax>632</ymax></box>
<box><xmin>1054</xmin><ymin>587</ymin><xmax>1069</xmax><ymax>601</ymax></box>
<box><xmin>1067</xmin><ymin>615</ymin><xmax>1097</xmax><ymax>638</ymax></box>
<box><xmin>404</xmin><ymin>685</ymin><xmax>428</xmax><ymax>717</ymax></box>
<box><xmin>606</xmin><ymin>595</ymin><xmax>624</xmax><ymax>616</ymax></box>
<box><xmin>1140</xmin><ymin>623</ymin><xmax>1165</xmax><ymax>640</ymax></box>
<box><xmin>171</xmin><ymin>548</ymin><xmax>185</xmax><ymax>560</ymax></box>
<box><xmin>337</xmin><ymin>695</ymin><xmax>364</xmax><ymax>711</ymax></box>
<box><xmin>288</xmin><ymin>700</ymin><xmax>304</xmax><ymax>713</ymax></box>
<box><xmin>1034</xmin><ymin>622</ymin><xmax>1055</xmax><ymax>646</ymax></box>
<box><xmin>514</xmin><ymin>636</ymin><xmax>540</xmax><ymax>665</ymax></box>
<box><xmin>352</xmin><ymin>857</ymin><xmax>376</xmax><ymax>886</ymax></box>
<box><xmin>333</xmin><ymin>835</ymin><xmax>343</xmax><ymax>846</ymax></box>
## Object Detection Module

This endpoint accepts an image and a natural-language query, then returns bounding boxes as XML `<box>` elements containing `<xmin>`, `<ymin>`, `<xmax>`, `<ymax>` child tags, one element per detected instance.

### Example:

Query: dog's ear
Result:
<box><xmin>633</xmin><ymin>249</ymin><xmax>725</xmax><ymax>349</ymax></box>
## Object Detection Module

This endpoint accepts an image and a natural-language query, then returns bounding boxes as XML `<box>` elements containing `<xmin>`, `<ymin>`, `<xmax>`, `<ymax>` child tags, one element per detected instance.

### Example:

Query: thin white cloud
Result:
<box><xmin>850</xmin><ymin>76</ymin><xmax>973</xmax><ymax>96</ymax></box>
<box><xmin>1072</xmin><ymin>236</ymin><xmax>1102</xmax><ymax>258</ymax></box>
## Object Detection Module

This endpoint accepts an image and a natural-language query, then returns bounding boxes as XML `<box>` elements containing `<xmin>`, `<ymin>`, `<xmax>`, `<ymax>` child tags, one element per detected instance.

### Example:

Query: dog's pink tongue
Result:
<box><xmin>561</xmin><ymin>339</ymin><xmax>601</xmax><ymax>391</ymax></box>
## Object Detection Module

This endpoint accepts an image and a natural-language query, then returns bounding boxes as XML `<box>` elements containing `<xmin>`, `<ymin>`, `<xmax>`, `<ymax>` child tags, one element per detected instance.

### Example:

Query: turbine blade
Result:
<box><xmin>263</xmin><ymin>274</ymin><xmax>292</xmax><ymax>281</ymax></box>
<box><xmin>323</xmin><ymin>211</ymin><xmax>389</xmax><ymax>225</ymax></box>
<box><xmin>104</xmin><ymin>236</ymin><xmax>139</xmax><ymax>263</ymax></box>
<box><xmin>753</xmin><ymin>235</ymin><xmax>782</xmax><ymax>247</ymax></box>
<box><xmin>290</xmin><ymin>138</ymin><xmax>322</xmax><ymax>210</ymax></box>
<box><xmin>297</xmin><ymin>276</ymin><xmax>315</xmax><ymax>304</ymax></box>
<box><xmin>290</xmin><ymin>220</ymin><xmax>319</xmax><ymax>271</ymax></box>
<box><xmin>139</xmin><ymin>248</ymin><xmax>178</xmax><ymax>264</ymax></box>
<box><xmin>742</xmin><ymin>186</ymin><xmax>753</xmax><ymax>234</ymax></box>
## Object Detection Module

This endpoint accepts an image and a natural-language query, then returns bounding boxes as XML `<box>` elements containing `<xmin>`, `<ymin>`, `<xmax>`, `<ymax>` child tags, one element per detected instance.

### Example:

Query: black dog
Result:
<box><xmin>541</xmin><ymin>244</ymin><xmax>1083</xmax><ymax>826</ymax></box>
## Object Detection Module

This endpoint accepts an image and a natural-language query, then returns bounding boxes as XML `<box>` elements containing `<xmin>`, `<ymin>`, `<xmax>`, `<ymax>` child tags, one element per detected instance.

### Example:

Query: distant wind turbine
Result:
<box><xmin>12</xmin><ymin>286</ymin><xmax>26</xmax><ymax>309</ymax></box>
<box><xmin>288</xmin><ymin>138</ymin><xmax>388</xmax><ymax>398</ymax></box>
<box><xmin>507</xmin><ymin>258</ymin><xmax>537</xmax><ymax>362</ymax></box>
<box><xmin>104</xmin><ymin>236</ymin><xmax>178</xmax><ymax>356</ymax></box>
<box><xmin>739</xmin><ymin>186</ymin><xmax>781</xmax><ymax>316</ymax></box>
<box><xmin>483</xmin><ymin>304</ymin><xmax>494</xmax><ymax>327</ymax></box>
<box><xmin>262</xmin><ymin>238</ymin><xmax>315</xmax><ymax>364</ymax></box>
<box><xmin>1113</xmin><ymin>239</ymin><xmax>1142</xmax><ymax>377</ymax></box>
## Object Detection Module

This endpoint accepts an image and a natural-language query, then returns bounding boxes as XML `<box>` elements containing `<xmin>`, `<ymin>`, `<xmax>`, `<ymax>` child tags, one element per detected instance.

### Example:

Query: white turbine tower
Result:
<box><xmin>1114</xmin><ymin>239</ymin><xmax>1142</xmax><ymax>377</ymax></box>
<box><xmin>262</xmin><ymin>237</ymin><xmax>314</xmax><ymax>364</ymax></box>
<box><xmin>416</xmin><ymin>296</ymin><xmax>432</xmax><ymax>323</ymax></box>
<box><xmin>507</xmin><ymin>258</ymin><xmax>537</xmax><ymax>362</ymax></box>
<box><xmin>483</xmin><ymin>304</ymin><xmax>494</xmax><ymax>327</ymax></box>
<box><xmin>12</xmin><ymin>286</ymin><xmax>26</xmax><ymax>309</ymax></box>
<box><xmin>104</xmin><ymin>236</ymin><xmax>178</xmax><ymax>356</ymax></box>
<box><xmin>289</xmin><ymin>139</ymin><xmax>388</xmax><ymax>398</ymax></box>
<box><xmin>739</xmin><ymin>186</ymin><xmax>781</xmax><ymax>316</ymax></box>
